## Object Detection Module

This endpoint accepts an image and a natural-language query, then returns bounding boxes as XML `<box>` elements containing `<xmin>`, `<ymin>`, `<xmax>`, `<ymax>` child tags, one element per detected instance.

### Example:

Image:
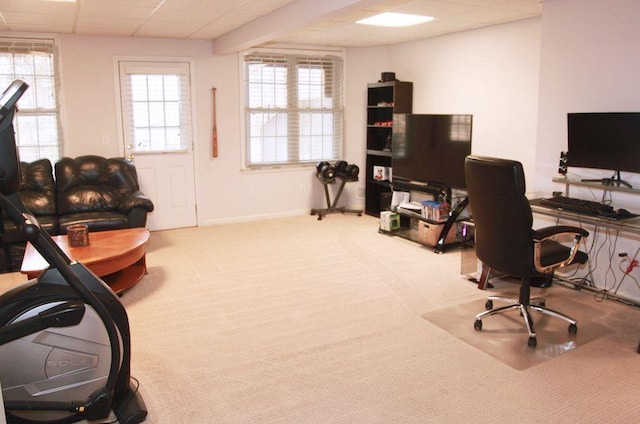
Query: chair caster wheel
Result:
<box><xmin>473</xmin><ymin>319</ymin><xmax>483</xmax><ymax>331</ymax></box>
<box><xmin>528</xmin><ymin>336</ymin><xmax>537</xmax><ymax>347</ymax></box>
<box><xmin>485</xmin><ymin>300</ymin><xmax>493</xmax><ymax>310</ymax></box>
<box><xmin>568</xmin><ymin>323</ymin><xmax>578</xmax><ymax>334</ymax></box>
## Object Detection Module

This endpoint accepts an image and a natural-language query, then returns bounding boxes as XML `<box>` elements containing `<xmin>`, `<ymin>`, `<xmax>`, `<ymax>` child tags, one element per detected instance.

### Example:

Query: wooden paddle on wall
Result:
<box><xmin>212</xmin><ymin>87</ymin><xmax>218</xmax><ymax>158</ymax></box>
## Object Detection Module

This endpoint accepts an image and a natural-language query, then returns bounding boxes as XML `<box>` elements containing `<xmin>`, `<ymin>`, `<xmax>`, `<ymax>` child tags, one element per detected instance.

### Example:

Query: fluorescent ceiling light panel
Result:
<box><xmin>356</xmin><ymin>12</ymin><xmax>434</xmax><ymax>28</ymax></box>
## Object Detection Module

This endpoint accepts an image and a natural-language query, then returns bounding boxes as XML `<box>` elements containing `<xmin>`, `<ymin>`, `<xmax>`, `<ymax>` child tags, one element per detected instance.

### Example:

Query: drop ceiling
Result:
<box><xmin>0</xmin><ymin>0</ymin><xmax>543</xmax><ymax>54</ymax></box>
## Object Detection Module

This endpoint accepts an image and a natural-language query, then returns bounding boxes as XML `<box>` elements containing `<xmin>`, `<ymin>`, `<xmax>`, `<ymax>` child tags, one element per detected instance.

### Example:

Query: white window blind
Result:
<box><xmin>0</xmin><ymin>38</ymin><xmax>62</xmax><ymax>162</ymax></box>
<box><xmin>450</xmin><ymin>115</ymin><xmax>473</xmax><ymax>142</ymax></box>
<box><xmin>244</xmin><ymin>51</ymin><xmax>343</xmax><ymax>167</ymax></box>
<box><xmin>119</xmin><ymin>61</ymin><xmax>192</xmax><ymax>153</ymax></box>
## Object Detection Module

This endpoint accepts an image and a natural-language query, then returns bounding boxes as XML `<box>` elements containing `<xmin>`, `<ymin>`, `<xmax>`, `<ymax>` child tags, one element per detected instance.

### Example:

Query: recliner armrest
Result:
<box><xmin>119</xmin><ymin>191</ymin><xmax>154</xmax><ymax>214</ymax></box>
<box><xmin>532</xmin><ymin>225</ymin><xmax>589</xmax><ymax>242</ymax></box>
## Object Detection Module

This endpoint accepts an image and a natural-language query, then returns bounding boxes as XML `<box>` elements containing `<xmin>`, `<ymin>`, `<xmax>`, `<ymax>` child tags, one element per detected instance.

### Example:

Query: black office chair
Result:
<box><xmin>465</xmin><ymin>156</ymin><xmax>589</xmax><ymax>347</ymax></box>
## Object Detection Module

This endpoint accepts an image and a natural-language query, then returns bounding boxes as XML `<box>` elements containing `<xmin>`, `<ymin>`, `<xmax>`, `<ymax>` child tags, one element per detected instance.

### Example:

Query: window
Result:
<box><xmin>450</xmin><ymin>115</ymin><xmax>472</xmax><ymax>142</ymax></box>
<box><xmin>118</xmin><ymin>61</ymin><xmax>192</xmax><ymax>153</ymax></box>
<box><xmin>243</xmin><ymin>51</ymin><xmax>344</xmax><ymax>168</ymax></box>
<box><xmin>0</xmin><ymin>38</ymin><xmax>62</xmax><ymax>162</ymax></box>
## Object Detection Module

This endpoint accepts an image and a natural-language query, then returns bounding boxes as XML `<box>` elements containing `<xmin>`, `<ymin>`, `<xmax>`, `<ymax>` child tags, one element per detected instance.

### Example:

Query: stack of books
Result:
<box><xmin>421</xmin><ymin>201</ymin><xmax>451</xmax><ymax>223</ymax></box>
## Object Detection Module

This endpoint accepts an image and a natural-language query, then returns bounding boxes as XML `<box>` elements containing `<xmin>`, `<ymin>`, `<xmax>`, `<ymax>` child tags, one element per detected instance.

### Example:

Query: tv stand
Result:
<box><xmin>380</xmin><ymin>181</ymin><xmax>468</xmax><ymax>253</ymax></box>
<box><xmin>392</xmin><ymin>180</ymin><xmax>444</xmax><ymax>197</ymax></box>
<box><xmin>434</xmin><ymin>196</ymin><xmax>468</xmax><ymax>254</ymax></box>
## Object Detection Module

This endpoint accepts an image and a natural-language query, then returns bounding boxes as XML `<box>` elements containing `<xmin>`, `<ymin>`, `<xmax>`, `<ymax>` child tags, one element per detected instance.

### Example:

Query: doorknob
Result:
<box><xmin>126</xmin><ymin>144</ymin><xmax>134</xmax><ymax>160</ymax></box>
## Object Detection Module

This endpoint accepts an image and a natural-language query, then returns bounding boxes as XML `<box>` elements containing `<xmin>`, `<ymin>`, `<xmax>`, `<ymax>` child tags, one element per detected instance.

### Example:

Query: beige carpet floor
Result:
<box><xmin>2</xmin><ymin>214</ymin><xmax>640</xmax><ymax>423</ymax></box>
<box><xmin>423</xmin><ymin>284</ymin><xmax>614</xmax><ymax>370</ymax></box>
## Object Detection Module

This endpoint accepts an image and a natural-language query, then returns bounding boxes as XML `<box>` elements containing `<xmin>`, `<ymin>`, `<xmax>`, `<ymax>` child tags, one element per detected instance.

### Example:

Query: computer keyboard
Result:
<box><xmin>538</xmin><ymin>195</ymin><xmax>622</xmax><ymax>216</ymax></box>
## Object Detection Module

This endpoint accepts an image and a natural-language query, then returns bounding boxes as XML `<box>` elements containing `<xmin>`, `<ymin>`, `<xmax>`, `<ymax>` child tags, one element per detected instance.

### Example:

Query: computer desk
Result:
<box><xmin>529</xmin><ymin>198</ymin><xmax>640</xmax><ymax>305</ymax></box>
<box><xmin>529</xmin><ymin>198</ymin><xmax>640</xmax><ymax>236</ymax></box>
<box><xmin>529</xmin><ymin>199</ymin><xmax>640</xmax><ymax>354</ymax></box>
<box><xmin>471</xmin><ymin>200</ymin><xmax>640</xmax><ymax>288</ymax></box>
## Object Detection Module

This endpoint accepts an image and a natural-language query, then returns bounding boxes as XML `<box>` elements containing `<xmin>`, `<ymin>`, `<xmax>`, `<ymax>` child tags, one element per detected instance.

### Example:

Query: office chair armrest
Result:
<box><xmin>532</xmin><ymin>226</ymin><xmax>589</xmax><ymax>274</ymax></box>
<box><xmin>532</xmin><ymin>225</ymin><xmax>589</xmax><ymax>242</ymax></box>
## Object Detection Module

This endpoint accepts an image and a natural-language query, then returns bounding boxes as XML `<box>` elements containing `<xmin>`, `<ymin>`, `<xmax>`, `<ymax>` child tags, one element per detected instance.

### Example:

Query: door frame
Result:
<box><xmin>113</xmin><ymin>55</ymin><xmax>199</xmax><ymax>230</ymax></box>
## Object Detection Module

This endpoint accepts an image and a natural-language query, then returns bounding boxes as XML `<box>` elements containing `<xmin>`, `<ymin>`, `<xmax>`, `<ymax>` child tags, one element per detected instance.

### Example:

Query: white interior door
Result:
<box><xmin>127</xmin><ymin>150</ymin><xmax>197</xmax><ymax>231</ymax></box>
<box><xmin>118</xmin><ymin>59</ymin><xmax>197</xmax><ymax>231</ymax></box>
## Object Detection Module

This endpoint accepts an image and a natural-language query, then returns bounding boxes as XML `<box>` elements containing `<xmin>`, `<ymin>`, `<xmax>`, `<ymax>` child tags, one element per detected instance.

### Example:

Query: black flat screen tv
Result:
<box><xmin>392</xmin><ymin>113</ymin><xmax>473</xmax><ymax>189</ymax></box>
<box><xmin>567</xmin><ymin>112</ymin><xmax>640</xmax><ymax>175</ymax></box>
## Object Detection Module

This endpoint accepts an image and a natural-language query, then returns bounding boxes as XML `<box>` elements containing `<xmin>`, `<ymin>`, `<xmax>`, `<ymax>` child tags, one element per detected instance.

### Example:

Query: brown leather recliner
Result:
<box><xmin>2</xmin><ymin>159</ymin><xmax>59</xmax><ymax>250</ymax></box>
<box><xmin>55</xmin><ymin>155</ymin><xmax>154</xmax><ymax>233</ymax></box>
<box><xmin>1</xmin><ymin>155</ymin><xmax>154</xmax><ymax>271</ymax></box>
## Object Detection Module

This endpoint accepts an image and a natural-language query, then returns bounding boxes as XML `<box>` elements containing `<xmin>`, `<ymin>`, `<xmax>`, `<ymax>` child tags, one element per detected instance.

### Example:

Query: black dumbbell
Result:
<box><xmin>343</xmin><ymin>164</ymin><xmax>359</xmax><ymax>178</ymax></box>
<box><xmin>335</xmin><ymin>161</ymin><xmax>359</xmax><ymax>179</ymax></box>
<box><xmin>334</xmin><ymin>160</ymin><xmax>348</xmax><ymax>175</ymax></box>
<box><xmin>316</xmin><ymin>161</ymin><xmax>330</xmax><ymax>173</ymax></box>
<box><xmin>316</xmin><ymin>161</ymin><xmax>335</xmax><ymax>181</ymax></box>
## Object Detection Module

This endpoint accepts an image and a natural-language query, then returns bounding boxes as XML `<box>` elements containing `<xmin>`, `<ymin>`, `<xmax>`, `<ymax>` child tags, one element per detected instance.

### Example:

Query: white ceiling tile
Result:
<box><xmin>234</xmin><ymin>0</ymin><xmax>297</xmax><ymax>15</ymax></box>
<box><xmin>189</xmin><ymin>12</ymin><xmax>259</xmax><ymax>39</ymax></box>
<box><xmin>0</xmin><ymin>0</ymin><xmax>545</xmax><ymax>51</ymax></box>
<box><xmin>393</xmin><ymin>1</ymin><xmax>481</xmax><ymax>18</ymax></box>
<box><xmin>74</xmin><ymin>18</ymin><xmax>141</xmax><ymax>36</ymax></box>
<box><xmin>78</xmin><ymin>6</ymin><xmax>156</xmax><ymax>21</ymax></box>
<box><xmin>1</xmin><ymin>11</ymin><xmax>73</xmax><ymax>26</ymax></box>
<box><xmin>451</xmin><ymin>7</ymin><xmax>538</xmax><ymax>24</ymax></box>
<box><xmin>4</xmin><ymin>22</ymin><xmax>73</xmax><ymax>34</ymax></box>
<box><xmin>0</xmin><ymin>0</ymin><xmax>77</xmax><ymax>14</ymax></box>
<box><xmin>134</xmin><ymin>21</ymin><xmax>205</xmax><ymax>39</ymax></box>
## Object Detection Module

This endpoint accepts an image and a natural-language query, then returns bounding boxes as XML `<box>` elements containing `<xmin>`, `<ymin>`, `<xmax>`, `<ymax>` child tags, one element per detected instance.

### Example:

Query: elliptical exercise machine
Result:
<box><xmin>0</xmin><ymin>80</ymin><xmax>147</xmax><ymax>423</ymax></box>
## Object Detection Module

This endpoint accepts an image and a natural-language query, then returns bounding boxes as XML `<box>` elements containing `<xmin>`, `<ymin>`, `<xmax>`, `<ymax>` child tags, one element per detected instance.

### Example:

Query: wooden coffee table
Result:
<box><xmin>21</xmin><ymin>227</ymin><xmax>150</xmax><ymax>294</ymax></box>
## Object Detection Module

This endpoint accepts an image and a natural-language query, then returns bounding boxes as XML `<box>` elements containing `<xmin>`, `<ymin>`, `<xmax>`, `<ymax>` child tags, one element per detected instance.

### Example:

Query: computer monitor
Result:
<box><xmin>567</xmin><ymin>112</ymin><xmax>640</xmax><ymax>186</ymax></box>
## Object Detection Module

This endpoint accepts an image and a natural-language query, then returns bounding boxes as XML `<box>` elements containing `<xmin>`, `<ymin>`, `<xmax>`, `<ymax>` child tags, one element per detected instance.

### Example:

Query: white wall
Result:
<box><xmin>386</xmin><ymin>18</ymin><xmax>542</xmax><ymax>185</ymax></box>
<box><xmin>343</xmin><ymin>46</ymin><xmax>390</xmax><ymax>199</ymax></box>
<box><xmin>376</xmin><ymin>0</ymin><xmax>640</xmax><ymax>303</ymax></box>
<box><xmin>58</xmin><ymin>35</ymin><xmax>211</xmax><ymax>157</ymax></box>
<box><xmin>1</xmin><ymin>19</ymin><xmax>542</xmax><ymax>227</ymax></box>
<box><xmin>54</xmin><ymin>34</ymin><xmax>352</xmax><ymax>225</ymax></box>
<box><xmin>534</xmin><ymin>0</ymin><xmax>640</xmax><ymax>302</ymax></box>
<box><xmin>536</xmin><ymin>0</ymin><xmax>640</xmax><ymax>194</ymax></box>
<box><xmin>52</xmin><ymin>34</ymin><xmax>400</xmax><ymax>225</ymax></box>
<box><xmin>347</xmin><ymin>0</ymin><xmax>640</xmax><ymax>304</ymax></box>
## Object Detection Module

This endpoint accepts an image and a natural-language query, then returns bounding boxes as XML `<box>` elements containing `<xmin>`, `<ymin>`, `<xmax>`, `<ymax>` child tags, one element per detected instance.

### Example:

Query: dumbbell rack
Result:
<box><xmin>310</xmin><ymin>173</ymin><xmax>363</xmax><ymax>221</ymax></box>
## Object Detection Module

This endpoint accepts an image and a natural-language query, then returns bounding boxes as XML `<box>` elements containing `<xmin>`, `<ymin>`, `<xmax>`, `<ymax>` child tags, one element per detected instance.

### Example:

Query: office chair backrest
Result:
<box><xmin>465</xmin><ymin>156</ymin><xmax>534</xmax><ymax>278</ymax></box>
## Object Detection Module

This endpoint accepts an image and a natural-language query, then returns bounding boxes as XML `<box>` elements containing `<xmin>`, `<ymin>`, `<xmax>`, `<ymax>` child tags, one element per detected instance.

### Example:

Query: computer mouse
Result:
<box><xmin>617</xmin><ymin>208</ymin><xmax>632</xmax><ymax>216</ymax></box>
<box><xmin>598</xmin><ymin>210</ymin><xmax>618</xmax><ymax>218</ymax></box>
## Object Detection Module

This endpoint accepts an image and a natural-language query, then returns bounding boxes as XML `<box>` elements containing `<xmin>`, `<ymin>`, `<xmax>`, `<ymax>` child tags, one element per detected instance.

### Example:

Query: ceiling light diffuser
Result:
<box><xmin>356</xmin><ymin>12</ymin><xmax>434</xmax><ymax>28</ymax></box>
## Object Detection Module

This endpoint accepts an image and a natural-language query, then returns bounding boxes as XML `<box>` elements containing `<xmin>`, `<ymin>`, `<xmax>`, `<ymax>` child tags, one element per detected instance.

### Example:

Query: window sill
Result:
<box><xmin>241</xmin><ymin>164</ymin><xmax>316</xmax><ymax>174</ymax></box>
